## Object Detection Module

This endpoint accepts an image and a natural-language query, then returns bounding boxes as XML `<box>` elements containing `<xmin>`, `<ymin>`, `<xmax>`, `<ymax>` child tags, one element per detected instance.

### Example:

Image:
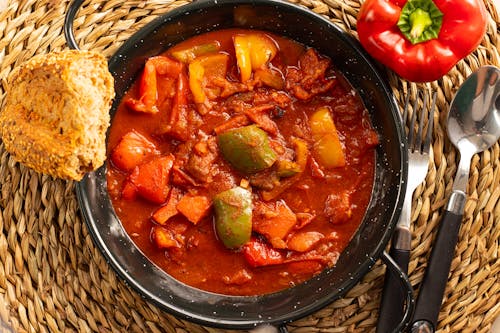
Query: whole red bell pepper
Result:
<box><xmin>357</xmin><ymin>0</ymin><xmax>488</xmax><ymax>82</ymax></box>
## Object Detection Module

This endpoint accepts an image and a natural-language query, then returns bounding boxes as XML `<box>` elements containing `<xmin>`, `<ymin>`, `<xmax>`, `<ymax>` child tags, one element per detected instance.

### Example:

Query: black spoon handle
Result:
<box><xmin>410</xmin><ymin>208</ymin><xmax>463</xmax><ymax>332</ymax></box>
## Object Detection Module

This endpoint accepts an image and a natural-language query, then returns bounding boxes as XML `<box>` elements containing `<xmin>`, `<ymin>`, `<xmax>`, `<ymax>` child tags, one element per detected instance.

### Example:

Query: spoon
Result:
<box><xmin>410</xmin><ymin>65</ymin><xmax>500</xmax><ymax>333</ymax></box>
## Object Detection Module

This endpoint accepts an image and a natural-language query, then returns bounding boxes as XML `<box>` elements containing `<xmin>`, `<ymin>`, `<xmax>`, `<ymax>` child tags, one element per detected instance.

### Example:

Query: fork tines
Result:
<box><xmin>403</xmin><ymin>90</ymin><xmax>438</xmax><ymax>154</ymax></box>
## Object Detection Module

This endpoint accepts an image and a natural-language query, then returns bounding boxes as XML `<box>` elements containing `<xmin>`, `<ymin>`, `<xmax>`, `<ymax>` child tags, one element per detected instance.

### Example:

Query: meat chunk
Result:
<box><xmin>287</xmin><ymin>231</ymin><xmax>324</xmax><ymax>252</ymax></box>
<box><xmin>249</xmin><ymin>168</ymin><xmax>280</xmax><ymax>191</ymax></box>
<box><xmin>243</xmin><ymin>104</ymin><xmax>279</xmax><ymax>136</ymax></box>
<box><xmin>185</xmin><ymin>136</ymin><xmax>218</xmax><ymax>182</ymax></box>
<box><xmin>253</xmin><ymin>89</ymin><xmax>291</xmax><ymax>109</ymax></box>
<box><xmin>324</xmin><ymin>191</ymin><xmax>353</xmax><ymax>224</ymax></box>
<box><xmin>286</xmin><ymin>48</ymin><xmax>336</xmax><ymax>100</ymax></box>
<box><xmin>208</xmin><ymin>76</ymin><xmax>249</xmax><ymax>98</ymax></box>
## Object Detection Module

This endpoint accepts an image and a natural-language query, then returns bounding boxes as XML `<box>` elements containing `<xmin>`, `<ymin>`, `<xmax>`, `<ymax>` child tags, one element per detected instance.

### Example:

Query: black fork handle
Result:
<box><xmin>379</xmin><ymin>250</ymin><xmax>415</xmax><ymax>333</ymax></box>
<box><xmin>377</xmin><ymin>226</ymin><xmax>412</xmax><ymax>333</ymax></box>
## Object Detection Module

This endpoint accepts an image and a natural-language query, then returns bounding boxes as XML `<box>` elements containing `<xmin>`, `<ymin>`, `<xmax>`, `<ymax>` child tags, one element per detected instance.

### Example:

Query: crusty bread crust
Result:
<box><xmin>0</xmin><ymin>50</ymin><xmax>114</xmax><ymax>180</ymax></box>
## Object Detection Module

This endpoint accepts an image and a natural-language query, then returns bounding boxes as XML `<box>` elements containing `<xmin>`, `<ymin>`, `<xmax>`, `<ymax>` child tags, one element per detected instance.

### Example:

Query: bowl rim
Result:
<box><xmin>74</xmin><ymin>0</ymin><xmax>407</xmax><ymax>328</ymax></box>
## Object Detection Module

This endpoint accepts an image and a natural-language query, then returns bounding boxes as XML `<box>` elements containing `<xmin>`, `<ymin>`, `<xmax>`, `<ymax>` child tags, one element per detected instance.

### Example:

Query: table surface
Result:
<box><xmin>0</xmin><ymin>0</ymin><xmax>499</xmax><ymax>332</ymax></box>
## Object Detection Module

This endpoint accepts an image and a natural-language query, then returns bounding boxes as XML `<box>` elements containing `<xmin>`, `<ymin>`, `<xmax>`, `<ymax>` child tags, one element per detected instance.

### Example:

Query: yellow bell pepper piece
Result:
<box><xmin>233</xmin><ymin>33</ymin><xmax>278</xmax><ymax>82</ymax></box>
<box><xmin>188</xmin><ymin>60</ymin><xmax>205</xmax><ymax>104</ymax></box>
<box><xmin>248</xmin><ymin>34</ymin><xmax>277</xmax><ymax>70</ymax></box>
<box><xmin>309</xmin><ymin>107</ymin><xmax>346</xmax><ymax>168</ymax></box>
<box><xmin>188</xmin><ymin>53</ymin><xmax>229</xmax><ymax>104</ymax></box>
<box><xmin>234</xmin><ymin>35</ymin><xmax>253</xmax><ymax>82</ymax></box>
<box><xmin>291</xmin><ymin>137</ymin><xmax>309</xmax><ymax>171</ymax></box>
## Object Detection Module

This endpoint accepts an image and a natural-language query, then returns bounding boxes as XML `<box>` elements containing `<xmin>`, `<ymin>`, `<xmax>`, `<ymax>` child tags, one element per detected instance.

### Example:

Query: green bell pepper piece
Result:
<box><xmin>217</xmin><ymin>124</ymin><xmax>277</xmax><ymax>174</ymax></box>
<box><xmin>213</xmin><ymin>187</ymin><xmax>253</xmax><ymax>249</ymax></box>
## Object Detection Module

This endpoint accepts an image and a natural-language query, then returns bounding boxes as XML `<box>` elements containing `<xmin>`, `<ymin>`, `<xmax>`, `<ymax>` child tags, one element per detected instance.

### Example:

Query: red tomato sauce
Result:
<box><xmin>106</xmin><ymin>29</ymin><xmax>379</xmax><ymax>295</ymax></box>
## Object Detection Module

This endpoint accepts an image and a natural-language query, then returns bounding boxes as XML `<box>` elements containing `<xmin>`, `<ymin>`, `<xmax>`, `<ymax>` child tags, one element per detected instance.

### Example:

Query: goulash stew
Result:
<box><xmin>106</xmin><ymin>29</ymin><xmax>379</xmax><ymax>296</ymax></box>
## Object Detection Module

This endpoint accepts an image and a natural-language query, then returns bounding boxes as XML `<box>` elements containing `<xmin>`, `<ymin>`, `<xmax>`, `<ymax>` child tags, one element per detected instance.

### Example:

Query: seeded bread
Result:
<box><xmin>0</xmin><ymin>50</ymin><xmax>115</xmax><ymax>180</ymax></box>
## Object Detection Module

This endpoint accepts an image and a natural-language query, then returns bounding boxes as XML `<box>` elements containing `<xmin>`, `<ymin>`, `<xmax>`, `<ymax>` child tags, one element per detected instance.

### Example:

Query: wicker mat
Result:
<box><xmin>0</xmin><ymin>0</ymin><xmax>499</xmax><ymax>332</ymax></box>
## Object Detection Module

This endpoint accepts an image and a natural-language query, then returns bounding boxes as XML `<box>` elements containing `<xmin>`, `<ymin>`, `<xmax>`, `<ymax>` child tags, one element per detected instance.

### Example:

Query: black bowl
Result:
<box><xmin>72</xmin><ymin>0</ymin><xmax>407</xmax><ymax>329</ymax></box>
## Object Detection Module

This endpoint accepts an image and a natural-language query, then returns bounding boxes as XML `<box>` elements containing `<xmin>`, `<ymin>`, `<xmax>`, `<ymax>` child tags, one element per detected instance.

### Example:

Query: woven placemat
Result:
<box><xmin>0</xmin><ymin>0</ymin><xmax>499</xmax><ymax>332</ymax></box>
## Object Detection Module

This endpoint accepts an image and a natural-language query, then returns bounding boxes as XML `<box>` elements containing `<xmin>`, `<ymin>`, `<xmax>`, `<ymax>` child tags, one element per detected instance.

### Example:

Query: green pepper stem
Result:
<box><xmin>397</xmin><ymin>0</ymin><xmax>443</xmax><ymax>44</ymax></box>
<box><xmin>409</xmin><ymin>8</ymin><xmax>433</xmax><ymax>40</ymax></box>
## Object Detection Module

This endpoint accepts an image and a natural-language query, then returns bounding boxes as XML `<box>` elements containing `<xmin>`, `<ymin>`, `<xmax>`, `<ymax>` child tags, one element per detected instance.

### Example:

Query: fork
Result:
<box><xmin>377</xmin><ymin>90</ymin><xmax>437</xmax><ymax>333</ymax></box>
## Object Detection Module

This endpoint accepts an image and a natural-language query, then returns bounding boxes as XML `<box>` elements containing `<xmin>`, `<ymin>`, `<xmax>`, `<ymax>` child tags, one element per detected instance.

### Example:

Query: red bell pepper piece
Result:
<box><xmin>148</xmin><ymin>56</ymin><xmax>184</xmax><ymax>76</ymax></box>
<box><xmin>126</xmin><ymin>154</ymin><xmax>175</xmax><ymax>204</ymax></box>
<box><xmin>357</xmin><ymin>0</ymin><xmax>487</xmax><ymax>82</ymax></box>
<box><xmin>252</xmin><ymin>200</ymin><xmax>297</xmax><ymax>243</ymax></box>
<box><xmin>111</xmin><ymin>130</ymin><xmax>159</xmax><ymax>171</ymax></box>
<box><xmin>125</xmin><ymin>56</ymin><xmax>184</xmax><ymax>113</ymax></box>
<box><xmin>125</xmin><ymin>59</ymin><xmax>158</xmax><ymax>113</ymax></box>
<box><xmin>243</xmin><ymin>238</ymin><xmax>285</xmax><ymax>267</ymax></box>
<box><xmin>164</xmin><ymin>72</ymin><xmax>190</xmax><ymax>141</ymax></box>
<box><xmin>151</xmin><ymin>226</ymin><xmax>180</xmax><ymax>249</ymax></box>
<box><xmin>121</xmin><ymin>179</ymin><xmax>138</xmax><ymax>201</ymax></box>
<box><xmin>173</xmin><ymin>72</ymin><xmax>189</xmax><ymax>110</ymax></box>
<box><xmin>176</xmin><ymin>194</ymin><xmax>211</xmax><ymax>225</ymax></box>
<box><xmin>151</xmin><ymin>187</ymin><xmax>182</xmax><ymax>225</ymax></box>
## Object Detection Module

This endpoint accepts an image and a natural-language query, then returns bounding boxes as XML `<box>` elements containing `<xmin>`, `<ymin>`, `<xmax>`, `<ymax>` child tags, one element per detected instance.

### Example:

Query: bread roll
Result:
<box><xmin>0</xmin><ymin>50</ymin><xmax>114</xmax><ymax>180</ymax></box>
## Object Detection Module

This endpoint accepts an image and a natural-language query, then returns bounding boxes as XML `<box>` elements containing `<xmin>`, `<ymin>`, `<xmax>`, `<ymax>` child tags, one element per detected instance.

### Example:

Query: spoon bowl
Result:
<box><xmin>447</xmin><ymin>65</ymin><xmax>500</xmax><ymax>154</ymax></box>
<box><xmin>411</xmin><ymin>65</ymin><xmax>500</xmax><ymax>333</ymax></box>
